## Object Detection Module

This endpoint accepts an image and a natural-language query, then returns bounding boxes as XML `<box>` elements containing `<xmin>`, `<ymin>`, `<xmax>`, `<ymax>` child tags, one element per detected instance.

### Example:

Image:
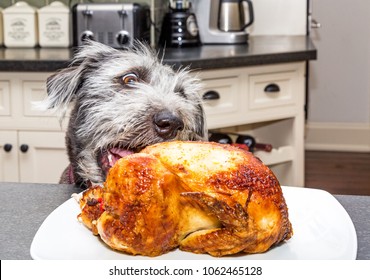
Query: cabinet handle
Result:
<box><xmin>20</xmin><ymin>144</ymin><xmax>29</xmax><ymax>153</ymax></box>
<box><xmin>264</xmin><ymin>83</ymin><xmax>280</xmax><ymax>93</ymax></box>
<box><xmin>4</xmin><ymin>144</ymin><xmax>12</xmax><ymax>152</ymax></box>
<box><xmin>202</xmin><ymin>90</ymin><xmax>220</xmax><ymax>100</ymax></box>
<box><xmin>311</xmin><ymin>19</ymin><xmax>322</xmax><ymax>29</ymax></box>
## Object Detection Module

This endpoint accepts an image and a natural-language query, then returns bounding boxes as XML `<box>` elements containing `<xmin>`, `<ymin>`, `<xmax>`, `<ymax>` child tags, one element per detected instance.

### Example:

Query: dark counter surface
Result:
<box><xmin>0</xmin><ymin>36</ymin><xmax>316</xmax><ymax>72</ymax></box>
<box><xmin>0</xmin><ymin>182</ymin><xmax>368</xmax><ymax>260</ymax></box>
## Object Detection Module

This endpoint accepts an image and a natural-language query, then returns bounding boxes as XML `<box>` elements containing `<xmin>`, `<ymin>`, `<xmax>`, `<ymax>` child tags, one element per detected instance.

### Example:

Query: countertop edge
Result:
<box><xmin>166</xmin><ymin>50</ymin><xmax>317</xmax><ymax>70</ymax></box>
<box><xmin>0</xmin><ymin>36</ymin><xmax>317</xmax><ymax>72</ymax></box>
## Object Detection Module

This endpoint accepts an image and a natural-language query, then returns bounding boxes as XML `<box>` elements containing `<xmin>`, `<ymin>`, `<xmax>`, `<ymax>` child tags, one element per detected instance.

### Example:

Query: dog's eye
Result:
<box><xmin>120</xmin><ymin>73</ymin><xmax>139</xmax><ymax>86</ymax></box>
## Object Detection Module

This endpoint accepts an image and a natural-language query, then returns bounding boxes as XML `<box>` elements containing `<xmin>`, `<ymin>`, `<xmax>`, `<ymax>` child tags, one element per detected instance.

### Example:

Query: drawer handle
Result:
<box><xmin>4</xmin><ymin>144</ymin><xmax>12</xmax><ymax>152</ymax></box>
<box><xmin>20</xmin><ymin>144</ymin><xmax>29</xmax><ymax>153</ymax></box>
<box><xmin>264</xmin><ymin>83</ymin><xmax>280</xmax><ymax>93</ymax></box>
<box><xmin>202</xmin><ymin>90</ymin><xmax>220</xmax><ymax>100</ymax></box>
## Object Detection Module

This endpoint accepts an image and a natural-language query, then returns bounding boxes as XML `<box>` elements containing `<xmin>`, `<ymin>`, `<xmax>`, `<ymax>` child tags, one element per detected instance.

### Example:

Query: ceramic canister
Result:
<box><xmin>37</xmin><ymin>1</ymin><xmax>71</xmax><ymax>47</ymax></box>
<box><xmin>3</xmin><ymin>1</ymin><xmax>38</xmax><ymax>47</ymax></box>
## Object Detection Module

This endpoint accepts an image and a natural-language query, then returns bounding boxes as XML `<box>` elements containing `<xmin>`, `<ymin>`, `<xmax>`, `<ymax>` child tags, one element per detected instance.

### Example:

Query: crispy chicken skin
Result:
<box><xmin>77</xmin><ymin>185</ymin><xmax>104</xmax><ymax>235</ymax></box>
<box><xmin>78</xmin><ymin>141</ymin><xmax>293</xmax><ymax>257</ymax></box>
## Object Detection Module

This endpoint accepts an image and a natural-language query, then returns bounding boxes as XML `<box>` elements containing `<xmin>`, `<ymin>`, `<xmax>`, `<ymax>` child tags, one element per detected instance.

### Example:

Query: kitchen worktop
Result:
<box><xmin>0</xmin><ymin>36</ymin><xmax>316</xmax><ymax>72</ymax></box>
<box><xmin>0</xmin><ymin>182</ymin><xmax>369</xmax><ymax>260</ymax></box>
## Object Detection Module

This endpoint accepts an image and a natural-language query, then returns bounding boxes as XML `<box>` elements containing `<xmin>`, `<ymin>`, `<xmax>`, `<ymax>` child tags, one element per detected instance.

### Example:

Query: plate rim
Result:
<box><xmin>30</xmin><ymin>186</ymin><xmax>358</xmax><ymax>260</ymax></box>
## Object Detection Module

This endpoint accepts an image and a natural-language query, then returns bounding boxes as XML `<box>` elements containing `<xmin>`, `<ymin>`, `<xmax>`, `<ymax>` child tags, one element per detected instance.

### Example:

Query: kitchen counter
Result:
<box><xmin>0</xmin><ymin>182</ymin><xmax>369</xmax><ymax>260</ymax></box>
<box><xmin>0</xmin><ymin>36</ymin><xmax>316</xmax><ymax>72</ymax></box>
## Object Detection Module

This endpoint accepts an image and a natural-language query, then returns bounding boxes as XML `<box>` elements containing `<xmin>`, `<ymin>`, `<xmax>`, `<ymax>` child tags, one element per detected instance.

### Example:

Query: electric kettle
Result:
<box><xmin>218</xmin><ymin>0</ymin><xmax>254</xmax><ymax>32</ymax></box>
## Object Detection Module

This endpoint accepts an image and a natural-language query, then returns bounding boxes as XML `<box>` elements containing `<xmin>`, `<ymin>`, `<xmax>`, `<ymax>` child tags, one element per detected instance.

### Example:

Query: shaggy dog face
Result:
<box><xmin>43</xmin><ymin>41</ymin><xmax>206</xmax><ymax>186</ymax></box>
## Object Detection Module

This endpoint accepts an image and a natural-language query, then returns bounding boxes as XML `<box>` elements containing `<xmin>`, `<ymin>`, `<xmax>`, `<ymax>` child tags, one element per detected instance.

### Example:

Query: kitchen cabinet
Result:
<box><xmin>0</xmin><ymin>61</ymin><xmax>305</xmax><ymax>186</ymax></box>
<box><xmin>199</xmin><ymin>62</ymin><xmax>305</xmax><ymax>186</ymax></box>
<box><xmin>0</xmin><ymin>72</ymin><xmax>69</xmax><ymax>183</ymax></box>
<box><xmin>0</xmin><ymin>131</ymin><xmax>18</xmax><ymax>181</ymax></box>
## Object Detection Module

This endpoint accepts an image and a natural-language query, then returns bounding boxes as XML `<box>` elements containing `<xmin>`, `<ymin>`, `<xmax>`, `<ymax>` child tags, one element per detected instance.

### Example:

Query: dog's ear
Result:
<box><xmin>30</xmin><ymin>64</ymin><xmax>83</xmax><ymax>121</ymax></box>
<box><xmin>46</xmin><ymin>66</ymin><xmax>81</xmax><ymax>107</ymax></box>
<box><xmin>41</xmin><ymin>41</ymin><xmax>119</xmax><ymax>118</ymax></box>
<box><xmin>39</xmin><ymin>63</ymin><xmax>84</xmax><ymax>120</ymax></box>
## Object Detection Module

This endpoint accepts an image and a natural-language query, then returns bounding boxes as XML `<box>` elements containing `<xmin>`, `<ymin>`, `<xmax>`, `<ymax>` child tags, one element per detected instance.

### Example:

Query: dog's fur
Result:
<box><xmin>42</xmin><ymin>41</ymin><xmax>207</xmax><ymax>187</ymax></box>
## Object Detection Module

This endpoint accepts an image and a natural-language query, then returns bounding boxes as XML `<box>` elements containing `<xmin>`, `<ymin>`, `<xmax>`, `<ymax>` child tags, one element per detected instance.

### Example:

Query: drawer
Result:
<box><xmin>200</xmin><ymin>76</ymin><xmax>244</xmax><ymax>129</ymax></box>
<box><xmin>23</xmin><ymin>80</ymin><xmax>51</xmax><ymax>117</ymax></box>
<box><xmin>0</xmin><ymin>72</ymin><xmax>68</xmax><ymax>131</ymax></box>
<box><xmin>248</xmin><ymin>71</ymin><xmax>297</xmax><ymax>111</ymax></box>
<box><xmin>0</xmin><ymin>81</ymin><xmax>11</xmax><ymax>116</ymax></box>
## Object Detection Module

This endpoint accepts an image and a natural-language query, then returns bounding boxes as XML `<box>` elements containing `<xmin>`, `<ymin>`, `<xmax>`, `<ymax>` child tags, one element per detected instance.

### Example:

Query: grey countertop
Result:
<box><xmin>0</xmin><ymin>36</ymin><xmax>316</xmax><ymax>72</ymax></box>
<box><xmin>0</xmin><ymin>182</ymin><xmax>369</xmax><ymax>260</ymax></box>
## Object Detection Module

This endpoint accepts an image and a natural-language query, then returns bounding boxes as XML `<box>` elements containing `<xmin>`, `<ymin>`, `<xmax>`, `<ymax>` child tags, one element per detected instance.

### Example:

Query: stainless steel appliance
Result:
<box><xmin>72</xmin><ymin>3</ymin><xmax>151</xmax><ymax>48</ymax></box>
<box><xmin>158</xmin><ymin>0</ymin><xmax>200</xmax><ymax>47</ymax></box>
<box><xmin>219</xmin><ymin>0</ymin><xmax>254</xmax><ymax>32</ymax></box>
<box><xmin>189</xmin><ymin>0</ymin><xmax>254</xmax><ymax>44</ymax></box>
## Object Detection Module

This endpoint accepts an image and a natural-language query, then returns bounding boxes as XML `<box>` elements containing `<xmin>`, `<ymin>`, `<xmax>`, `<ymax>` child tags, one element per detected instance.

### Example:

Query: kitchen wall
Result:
<box><xmin>0</xmin><ymin>1</ymin><xmax>151</xmax><ymax>9</ymax></box>
<box><xmin>152</xmin><ymin>0</ymin><xmax>307</xmax><ymax>36</ymax></box>
<box><xmin>0</xmin><ymin>0</ymin><xmax>164</xmax><ymax>46</ymax></box>
<box><xmin>250</xmin><ymin>0</ymin><xmax>306</xmax><ymax>36</ymax></box>
<box><xmin>0</xmin><ymin>1</ymin><xmax>307</xmax><ymax>36</ymax></box>
<box><xmin>306</xmin><ymin>0</ymin><xmax>370</xmax><ymax>152</ymax></box>
<box><xmin>0</xmin><ymin>0</ymin><xmax>307</xmax><ymax>44</ymax></box>
<box><xmin>152</xmin><ymin>0</ymin><xmax>307</xmax><ymax>40</ymax></box>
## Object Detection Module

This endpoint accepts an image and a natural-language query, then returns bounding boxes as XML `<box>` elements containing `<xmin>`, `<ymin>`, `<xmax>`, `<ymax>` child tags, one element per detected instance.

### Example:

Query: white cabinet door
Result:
<box><xmin>0</xmin><ymin>131</ymin><xmax>19</xmax><ymax>182</ymax></box>
<box><xmin>18</xmin><ymin>131</ymin><xmax>69</xmax><ymax>184</ymax></box>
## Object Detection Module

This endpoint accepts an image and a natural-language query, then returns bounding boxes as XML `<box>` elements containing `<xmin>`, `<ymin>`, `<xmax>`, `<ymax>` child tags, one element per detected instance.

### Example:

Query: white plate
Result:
<box><xmin>30</xmin><ymin>186</ymin><xmax>357</xmax><ymax>260</ymax></box>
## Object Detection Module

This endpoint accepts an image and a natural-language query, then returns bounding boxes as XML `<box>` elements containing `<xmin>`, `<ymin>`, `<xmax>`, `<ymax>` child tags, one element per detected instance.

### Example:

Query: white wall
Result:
<box><xmin>308</xmin><ymin>0</ymin><xmax>370</xmax><ymax>123</ymax></box>
<box><xmin>249</xmin><ymin>0</ymin><xmax>306</xmax><ymax>36</ymax></box>
<box><xmin>306</xmin><ymin>0</ymin><xmax>370</xmax><ymax>151</ymax></box>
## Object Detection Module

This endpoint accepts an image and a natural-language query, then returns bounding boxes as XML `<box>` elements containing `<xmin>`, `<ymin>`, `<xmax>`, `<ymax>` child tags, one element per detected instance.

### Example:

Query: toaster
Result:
<box><xmin>72</xmin><ymin>3</ymin><xmax>151</xmax><ymax>48</ymax></box>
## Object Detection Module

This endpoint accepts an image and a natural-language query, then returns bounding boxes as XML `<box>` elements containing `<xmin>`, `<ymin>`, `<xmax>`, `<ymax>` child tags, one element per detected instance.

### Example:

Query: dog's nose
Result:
<box><xmin>153</xmin><ymin>111</ymin><xmax>184</xmax><ymax>139</ymax></box>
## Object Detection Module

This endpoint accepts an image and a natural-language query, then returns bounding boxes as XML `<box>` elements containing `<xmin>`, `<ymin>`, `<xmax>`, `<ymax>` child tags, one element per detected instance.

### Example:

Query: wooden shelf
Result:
<box><xmin>254</xmin><ymin>145</ymin><xmax>294</xmax><ymax>166</ymax></box>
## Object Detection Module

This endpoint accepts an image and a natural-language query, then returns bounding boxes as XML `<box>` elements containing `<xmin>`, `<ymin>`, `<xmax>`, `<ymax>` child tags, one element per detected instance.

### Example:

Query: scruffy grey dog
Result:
<box><xmin>43</xmin><ymin>41</ymin><xmax>207</xmax><ymax>188</ymax></box>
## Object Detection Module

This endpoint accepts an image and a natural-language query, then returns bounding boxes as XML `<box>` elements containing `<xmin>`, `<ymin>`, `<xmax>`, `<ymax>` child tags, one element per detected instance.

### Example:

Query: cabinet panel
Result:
<box><xmin>201</xmin><ymin>76</ymin><xmax>244</xmax><ymax>129</ymax></box>
<box><xmin>202</xmin><ymin>78</ymin><xmax>239</xmax><ymax>114</ymax></box>
<box><xmin>18</xmin><ymin>131</ymin><xmax>69</xmax><ymax>184</ymax></box>
<box><xmin>19</xmin><ymin>75</ymin><xmax>65</xmax><ymax>130</ymax></box>
<box><xmin>244</xmin><ymin>63</ymin><xmax>305</xmax><ymax>123</ymax></box>
<box><xmin>0</xmin><ymin>81</ymin><xmax>11</xmax><ymax>116</ymax></box>
<box><xmin>198</xmin><ymin>68</ymin><xmax>247</xmax><ymax>129</ymax></box>
<box><xmin>22</xmin><ymin>80</ymin><xmax>53</xmax><ymax>117</ymax></box>
<box><xmin>249</xmin><ymin>71</ymin><xmax>297</xmax><ymax>110</ymax></box>
<box><xmin>0</xmin><ymin>131</ymin><xmax>19</xmax><ymax>182</ymax></box>
<box><xmin>0</xmin><ymin>72</ymin><xmax>65</xmax><ymax>131</ymax></box>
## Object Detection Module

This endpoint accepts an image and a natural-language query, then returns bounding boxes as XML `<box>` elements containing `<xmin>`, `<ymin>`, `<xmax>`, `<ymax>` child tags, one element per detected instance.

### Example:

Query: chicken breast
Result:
<box><xmin>78</xmin><ymin>141</ymin><xmax>293</xmax><ymax>257</ymax></box>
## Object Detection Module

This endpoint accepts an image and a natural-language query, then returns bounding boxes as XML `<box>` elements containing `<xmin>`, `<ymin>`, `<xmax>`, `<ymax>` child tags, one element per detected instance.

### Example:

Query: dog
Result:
<box><xmin>42</xmin><ymin>40</ymin><xmax>207</xmax><ymax>188</ymax></box>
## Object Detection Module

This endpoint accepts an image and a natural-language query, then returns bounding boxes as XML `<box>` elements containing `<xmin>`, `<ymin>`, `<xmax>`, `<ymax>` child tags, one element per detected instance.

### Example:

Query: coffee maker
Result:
<box><xmin>189</xmin><ymin>0</ymin><xmax>254</xmax><ymax>44</ymax></box>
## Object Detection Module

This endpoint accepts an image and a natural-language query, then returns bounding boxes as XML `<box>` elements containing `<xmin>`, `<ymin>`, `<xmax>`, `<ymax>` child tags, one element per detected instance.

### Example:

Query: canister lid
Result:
<box><xmin>38</xmin><ymin>1</ymin><xmax>69</xmax><ymax>14</ymax></box>
<box><xmin>3</xmin><ymin>1</ymin><xmax>37</xmax><ymax>14</ymax></box>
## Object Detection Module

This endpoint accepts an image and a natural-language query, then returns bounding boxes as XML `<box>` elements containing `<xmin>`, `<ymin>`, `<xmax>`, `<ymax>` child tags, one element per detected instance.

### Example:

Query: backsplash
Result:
<box><xmin>0</xmin><ymin>0</ymin><xmax>169</xmax><ymax>46</ymax></box>
<box><xmin>0</xmin><ymin>1</ymin><xmax>152</xmax><ymax>9</ymax></box>
<box><xmin>0</xmin><ymin>1</ymin><xmax>306</xmax><ymax>47</ymax></box>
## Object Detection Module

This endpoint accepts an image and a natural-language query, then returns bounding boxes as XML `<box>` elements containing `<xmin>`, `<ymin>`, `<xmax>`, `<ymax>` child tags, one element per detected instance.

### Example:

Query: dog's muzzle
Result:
<box><xmin>153</xmin><ymin>110</ymin><xmax>184</xmax><ymax>140</ymax></box>
<box><xmin>98</xmin><ymin>110</ymin><xmax>185</xmax><ymax>178</ymax></box>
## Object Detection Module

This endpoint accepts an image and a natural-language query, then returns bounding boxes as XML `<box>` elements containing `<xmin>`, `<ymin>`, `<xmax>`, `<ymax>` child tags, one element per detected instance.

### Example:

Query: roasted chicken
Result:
<box><xmin>78</xmin><ymin>141</ymin><xmax>293</xmax><ymax>257</ymax></box>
